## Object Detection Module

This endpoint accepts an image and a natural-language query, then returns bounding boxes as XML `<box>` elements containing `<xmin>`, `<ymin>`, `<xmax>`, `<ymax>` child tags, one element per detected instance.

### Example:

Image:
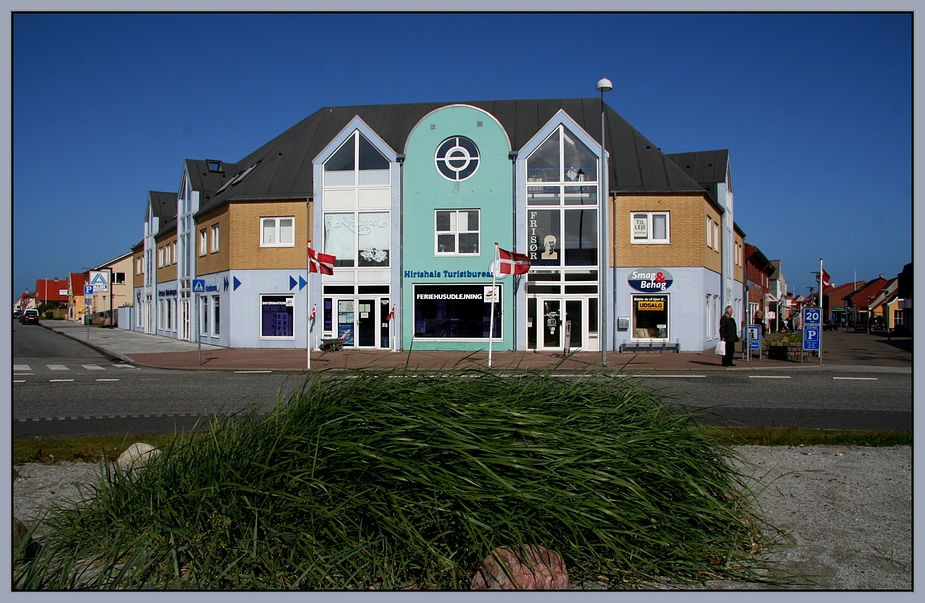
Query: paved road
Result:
<box><xmin>12</xmin><ymin>321</ymin><xmax>913</xmax><ymax>438</ymax></box>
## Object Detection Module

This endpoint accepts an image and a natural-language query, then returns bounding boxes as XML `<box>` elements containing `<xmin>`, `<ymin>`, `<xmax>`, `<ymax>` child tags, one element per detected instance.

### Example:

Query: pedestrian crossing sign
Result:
<box><xmin>192</xmin><ymin>279</ymin><xmax>205</xmax><ymax>293</ymax></box>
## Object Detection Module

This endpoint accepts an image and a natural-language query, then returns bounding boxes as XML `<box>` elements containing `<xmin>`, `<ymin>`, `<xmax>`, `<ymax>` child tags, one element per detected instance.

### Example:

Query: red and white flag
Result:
<box><xmin>307</xmin><ymin>246</ymin><xmax>335</xmax><ymax>275</ymax></box>
<box><xmin>821</xmin><ymin>267</ymin><xmax>831</xmax><ymax>288</ymax></box>
<box><xmin>386</xmin><ymin>305</ymin><xmax>395</xmax><ymax>321</ymax></box>
<box><xmin>310</xmin><ymin>305</ymin><xmax>317</xmax><ymax>321</ymax></box>
<box><xmin>497</xmin><ymin>247</ymin><xmax>530</xmax><ymax>275</ymax></box>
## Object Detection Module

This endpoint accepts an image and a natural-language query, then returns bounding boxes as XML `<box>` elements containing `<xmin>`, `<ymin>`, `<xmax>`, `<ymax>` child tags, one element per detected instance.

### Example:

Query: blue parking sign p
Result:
<box><xmin>803</xmin><ymin>325</ymin><xmax>821</xmax><ymax>350</ymax></box>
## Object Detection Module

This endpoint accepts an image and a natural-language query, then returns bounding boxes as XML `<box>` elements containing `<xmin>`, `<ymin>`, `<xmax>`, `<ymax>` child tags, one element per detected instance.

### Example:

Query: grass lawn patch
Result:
<box><xmin>15</xmin><ymin>368</ymin><xmax>784</xmax><ymax>590</ymax></box>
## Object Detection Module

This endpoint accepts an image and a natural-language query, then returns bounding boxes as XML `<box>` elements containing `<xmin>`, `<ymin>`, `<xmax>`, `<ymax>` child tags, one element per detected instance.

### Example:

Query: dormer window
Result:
<box><xmin>207</xmin><ymin>159</ymin><xmax>224</xmax><ymax>173</ymax></box>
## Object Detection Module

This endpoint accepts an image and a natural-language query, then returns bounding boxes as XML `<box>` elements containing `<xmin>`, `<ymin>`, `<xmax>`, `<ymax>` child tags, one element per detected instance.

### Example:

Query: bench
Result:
<box><xmin>619</xmin><ymin>341</ymin><xmax>680</xmax><ymax>353</ymax></box>
<box><xmin>320</xmin><ymin>336</ymin><xmax>346</xmax><ymax>351</ymax></box>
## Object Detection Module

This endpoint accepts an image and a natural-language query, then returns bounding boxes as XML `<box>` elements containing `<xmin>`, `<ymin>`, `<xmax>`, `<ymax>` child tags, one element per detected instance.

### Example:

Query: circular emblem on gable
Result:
<box><xmin>435</xmin><ymin>136</ymin><xmax>479</xmax><ymax>181</ymax></box>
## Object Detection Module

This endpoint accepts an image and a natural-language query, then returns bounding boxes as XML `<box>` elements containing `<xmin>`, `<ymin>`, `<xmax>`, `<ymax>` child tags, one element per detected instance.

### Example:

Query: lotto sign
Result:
<box><xmin>803</xmin><ymin>307</ymin><xmax>822</xmax><ymax>325</ymax></box>
<box><xmin>803</xmin><ymin>325</ymin><xmax>821</xmax><ymax>350</ymax></box>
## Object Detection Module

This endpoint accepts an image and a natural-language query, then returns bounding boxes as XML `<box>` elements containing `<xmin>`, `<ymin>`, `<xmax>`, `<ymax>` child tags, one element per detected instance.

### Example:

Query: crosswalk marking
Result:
<box><xmin>82</xmin><ymin>365</ymin><xmax>105</xmax><ymax>370</ymax></box>
<box><xmin>47</xmin><ymin>364</ymin><xmax>69</xmax><ymax>371</ymax></box>
<box><xmin>111</xmin><ymin>364</ymin><xmax>136</xmax><ymax>369</ymax></box>
<box><xmin>14</xmin><ymin>365</ymin><xmax>32</xmax><ymax>372</ymax></box>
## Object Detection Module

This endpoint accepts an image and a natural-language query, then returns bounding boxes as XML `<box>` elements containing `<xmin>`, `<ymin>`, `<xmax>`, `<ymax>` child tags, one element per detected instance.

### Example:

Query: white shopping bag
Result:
<box><xmin>714</xmin><ymin>341</ymin><xmax>726</xmax><ymax>356</ymax></box>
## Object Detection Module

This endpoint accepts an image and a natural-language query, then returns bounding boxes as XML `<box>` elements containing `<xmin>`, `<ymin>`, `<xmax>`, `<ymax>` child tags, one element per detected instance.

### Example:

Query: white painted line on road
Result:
<box><xmin>13</xmin><ymin>379</ymin><xmax>25</xmax><ymax>383</ymax></box>
<box><xmin>96</xmin><ymin>378</ymin><xmax>120</xmax><ymax>382</ymax></box>
<box><xmin>832</xmin><ymin>377</ymin><xmax>879</xmax><ymax>381</ymax></box>
<box><xmin>111</xmin><ymin>365</ymin><xmax>136</xmax><ymax>369</ymax></box>
<box><xmin>235</xmin><ymin>370</ymin><xmax>272</xmax><ymax>374</ymax></box>
<box><xmin>14</xmin><ymin>365</ymin><xmax>32</xmax><ymax>371</ymax></box>
<box><xmin>49</xmin><ymin>379</ymin><xmax>75</xmax><ymax>382</ymax></box>
<box><xmin>630</xmin><ymin>374</ymin><xmax>707</xmax><ymax>378</ymax></box>
<box><xmin>83</xmin><ymin>365</ymin><xmax>105</xmax><ymax>370</ymax></box>
<box><xmin>748</xmin><ymin>375</ymin><xmax>792</xmax><ymax>379</ymax></box>
<box><xmin>47</xmin><ymin>364</ymin><xmax>69</xmax><ymax>371</ymax></box>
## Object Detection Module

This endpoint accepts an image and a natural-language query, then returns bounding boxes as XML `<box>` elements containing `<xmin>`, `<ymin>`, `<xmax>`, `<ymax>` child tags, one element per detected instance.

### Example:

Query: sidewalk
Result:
<box><xmin>45</xmin><ymin>321</ymin><xmax>912</xmax><ymax>374</ymax></box>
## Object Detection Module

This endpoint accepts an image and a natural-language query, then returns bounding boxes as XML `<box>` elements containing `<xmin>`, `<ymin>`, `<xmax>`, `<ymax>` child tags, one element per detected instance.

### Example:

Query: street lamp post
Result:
<box><xmin>866</xmin><ymin>296</ymin><xmax>873</xmax><ymax>335</ymax></box>
<box><xmin>597</xmin><ymin>77</ymin><xmax>612</xmax><ymax>366</ymax></box>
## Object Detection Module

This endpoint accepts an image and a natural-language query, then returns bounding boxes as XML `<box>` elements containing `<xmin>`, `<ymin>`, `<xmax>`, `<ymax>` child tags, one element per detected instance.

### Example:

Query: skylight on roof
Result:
<box><xmin>207</xmin><ymin>160</ymin><xmax>224</xmax><ymax>173</ymax></box>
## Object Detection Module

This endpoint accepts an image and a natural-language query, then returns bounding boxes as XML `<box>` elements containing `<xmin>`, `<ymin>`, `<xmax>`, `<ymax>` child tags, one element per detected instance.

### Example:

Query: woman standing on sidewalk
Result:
<box><xmin>719</xmin><ymin>305</ymin><xmax>739</xmax><ymax>367</ymax></box>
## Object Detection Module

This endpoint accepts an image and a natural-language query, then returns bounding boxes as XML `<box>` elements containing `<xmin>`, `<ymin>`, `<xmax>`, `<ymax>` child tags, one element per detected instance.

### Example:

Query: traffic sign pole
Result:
<box><xmin>193</xmin><ymin>280</ymin><xmax>205</xmax><ymax>366</ymax></box>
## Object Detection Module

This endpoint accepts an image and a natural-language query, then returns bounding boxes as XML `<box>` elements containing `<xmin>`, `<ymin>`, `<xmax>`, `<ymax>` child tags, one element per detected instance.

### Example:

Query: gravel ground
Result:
<box><xmin>13</xmin><ymin>445</ymin><xmax>912</xmax><ymax>590</ymax></box>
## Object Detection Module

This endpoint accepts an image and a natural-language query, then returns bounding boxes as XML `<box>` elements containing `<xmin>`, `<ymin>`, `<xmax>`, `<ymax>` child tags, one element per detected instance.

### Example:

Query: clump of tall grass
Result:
<box><xmin>15</xmin><ymin>368</ymin><xmax>775</xmax><ymax>590</ymax></box>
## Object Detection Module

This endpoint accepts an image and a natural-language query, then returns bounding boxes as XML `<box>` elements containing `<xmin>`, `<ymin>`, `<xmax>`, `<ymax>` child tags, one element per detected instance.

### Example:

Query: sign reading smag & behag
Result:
<box><xmin>627</xmin><ymin>269</ymin><xmax>673</xmax><ymax>292</ymax></box>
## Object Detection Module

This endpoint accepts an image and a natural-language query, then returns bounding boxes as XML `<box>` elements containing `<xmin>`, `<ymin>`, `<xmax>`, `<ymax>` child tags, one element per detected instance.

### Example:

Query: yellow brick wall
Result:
<box><xmin>615</xmin><ymin>194</ymin><xmax>720</xmax><ymax>268</ymax></box>
<box><xmin>703</xmin><ymin>201</ymin><xmax>723</xmax><ymax>274</ymax></box>
<box><xmin>734</xmin><ymin>230</ymin><xmax>745</xmax><ymax>283</ymax></box>
<box><xmin>194</xmin><ymin>205</ymin><xmax>231</xmax><ymax>277</ymax></box>
<box><xmin>133</xmin><ymin>250</ymin><xmax>144</xmax><ymax>288</ymax></box>
<box><xmin>227</xmin><ymin>200</ymin><xmax>313</xmax><ymax>270</ymax></box>
<box><xmin>156</xmin><ymin>233</ymin><xmax>177</xmax><ymax>284</ymax></box>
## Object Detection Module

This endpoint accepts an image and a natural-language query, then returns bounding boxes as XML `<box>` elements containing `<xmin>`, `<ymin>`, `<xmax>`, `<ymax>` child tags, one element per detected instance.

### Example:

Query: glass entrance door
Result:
<box><xmin>530</xmin><ymin>297</ymin><xmax>591</xmax><ymax>351</ymax></box>
<box><xmin>329</xmin><ymin>296</ymin><xmax>391</xmax><ymax>349</ymax></box>
<box><xmin>180</xmin><ymin>299</ymin><xmax>191</xmax><ymax>341</ymax></box>
<box><xmin>357</xmin><ymin>299</ymin><xmax>376</xmax><ymax>347</ymax></box>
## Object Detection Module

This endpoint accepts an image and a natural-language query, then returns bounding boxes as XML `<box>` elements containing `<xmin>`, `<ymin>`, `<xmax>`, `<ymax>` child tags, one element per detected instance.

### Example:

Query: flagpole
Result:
<box><xmin>489</xmin><ymin>243</ymin><xmax>498</xmax><ymax>368</ymax></box>
<box><xmin>307</xmin><ymin>240</ymin><xmax>312</xmax><ymax>370</ymax></box>
<box><xmin>819</xmin><ymin>257</ymin><xmax>824</xmax><ymax>365</ymax></box>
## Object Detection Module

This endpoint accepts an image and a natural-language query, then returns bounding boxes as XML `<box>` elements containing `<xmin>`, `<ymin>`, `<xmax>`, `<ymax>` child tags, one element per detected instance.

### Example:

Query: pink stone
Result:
<box><xmin>470</xmin><ymin>545</ymin><xmax>569</xmax><ymax>590</ymax></box>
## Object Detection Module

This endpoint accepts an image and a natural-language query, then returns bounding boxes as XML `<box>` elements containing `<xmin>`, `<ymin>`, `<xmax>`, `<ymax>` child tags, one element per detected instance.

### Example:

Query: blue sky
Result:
<box><xmin>10</xmin><ymin>12</ymin><xmax>913</xmax><ymax>302</ymax></box>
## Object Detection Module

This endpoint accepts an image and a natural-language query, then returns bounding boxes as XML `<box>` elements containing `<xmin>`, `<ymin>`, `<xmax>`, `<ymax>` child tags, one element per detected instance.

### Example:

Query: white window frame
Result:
<box><xmin>713</xmin><ymin>222</ymin><xmax>720</xmax><ymax>251</ymax></box>
<box><xmin>631</xmin><ymin>212</ymin><xmax>670</xmax><ymax>244</ymax></box>
<box><xmin>706</xmin><ymin>217</ymin><xmax>712</xmax><ymax>248</ymax></box>
<box><xmin>211</xmin><ymin>224</ymin><xmax>220</xmax><ymax>253</ymax></box>
<box><xmin>158</xmin><ymin>246</ymin><xmax>164</xmax><ymax>267</ymax></box>
<box><xmin>435</xmin><ymin>209</ymin><xmax>481</xmax><ymax>256</ymax></box>
<box><xmin>211</xmin><ymin>295</ymin><xmax>220</xmax><ymax>336</ymax></box>
<box><xmin>261</xmin><ymin>217</ymin><xmax>295</xmax><ymax>247</ymax></box>
<box><xmin>199</xmin><ymin>295</ymin><xmax>209</xmax><ymax>336</ymax></box>
<box><xmin>199</xmin><ymin>229</ymin><xmax>208</xmax><ymax>256</ymax></box>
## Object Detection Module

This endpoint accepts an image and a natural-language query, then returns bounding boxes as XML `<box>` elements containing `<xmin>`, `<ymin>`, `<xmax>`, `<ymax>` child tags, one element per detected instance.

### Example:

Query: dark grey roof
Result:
<box><xmin>186</xmin><ymin>158</ymin><xmax>242</xmax><ymax>204</ymax></box>
<box><xmin>665</xmin><ymin>149</ymin><xmax>731</xmax><ymax>201</ymax></box>
<box><xmin>148</xmin><ymin>191</ymin><xmax>176</xmax><ymax>220</ymax></box>
<box><xmin>195</xmin><ymin>99</ymin><xmax>710</xmax><ymax>217</ymax></box>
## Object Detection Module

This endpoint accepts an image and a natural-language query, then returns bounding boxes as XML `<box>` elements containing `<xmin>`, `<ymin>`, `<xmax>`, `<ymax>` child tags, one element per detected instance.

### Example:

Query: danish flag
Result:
<box><xmin>821</xmin><ymin>267</ymin><xmax>832</xmax><ymax>289</ymax></box>
<box><xmin>386</xmin><ymin>305</ymin><xmax>395</xmax><ymax>321</ymax></box>
<box><xmin>307</xmin><ymin>246</ymin><xmax>335</xmax><ymax>275</ymax></box>
<box><xmin>497</xmin><ymin>247</ymin><xmax>531</xmax><ymax>275</ymax></box>
<box><xmin>310</xmin><ymin>305</ymin><xmax>317</xmax><ymax>321</ymax></box>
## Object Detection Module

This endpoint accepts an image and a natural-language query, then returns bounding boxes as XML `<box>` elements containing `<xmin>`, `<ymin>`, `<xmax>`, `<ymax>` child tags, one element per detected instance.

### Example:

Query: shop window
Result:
<box><xmin>632</xmin><ymin>295</ymin><xmax>669</xmax><ymax>339</ymax></box>
<box><xmin>435</xmin><ymin>209</ymin><xmax>480</xmax><ymax>255</ymax></box>
<box><xmin>631</xmin><ymin>212</ymin><xmax>669</xmax><ymax>244</ymax></box>
<box><xmin>324</xmin><ymin>212</ymin><xmax>390</xmax><ymax>267</ymax></box>
<box><xmin>212</xmin><ymin>295</ymin><xmax>220</xmax><ymax>336</ymax></box>
<box><xmin>261</xmin><ymin>217</ymin><xmax>294</xmax><ymax>247</ymax></box>
<box><xmin>260</xmin><ymin>295</ymin><xmax>294</xmax><ymax>339</ymax></box>
<box><xmin>413</xmin><ymin>284</ymin><xmax>501</xmax><ymax>339</ymax></box>
<box><xmin>199</xmin><ymin>296</ymin><xmax>209</xmax><ymax>336</ymax></box>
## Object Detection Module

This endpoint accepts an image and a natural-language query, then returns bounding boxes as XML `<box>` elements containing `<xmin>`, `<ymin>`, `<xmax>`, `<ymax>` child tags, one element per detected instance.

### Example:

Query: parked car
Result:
<box><xmin>20</xmin><ymin>309</ymin><xmax>40</xmax><ymax>325</ymax></box>
<box><xmin>13</xmin><ymin>310</ymin><xmax>21</xmax><ymax>320</ymax></box>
